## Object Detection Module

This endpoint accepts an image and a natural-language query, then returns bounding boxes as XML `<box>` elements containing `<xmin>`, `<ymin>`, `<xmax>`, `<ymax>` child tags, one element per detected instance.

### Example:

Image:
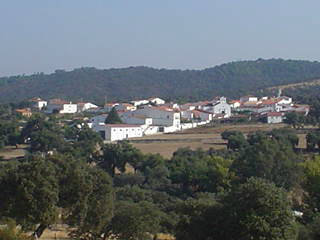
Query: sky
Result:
<box><xmin>1</xmin><ymin>0</ymin><xmax>320</xmax><ymax>77</ymax></box>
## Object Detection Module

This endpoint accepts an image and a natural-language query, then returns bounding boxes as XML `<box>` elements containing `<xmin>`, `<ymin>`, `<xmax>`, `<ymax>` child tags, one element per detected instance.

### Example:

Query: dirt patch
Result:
<box><xmin>0</xmin><ymin>145</ymin><xmax>27</xmax><ymax>160</ymax></box>
<box><xmin>131</xmin><ymin>123</ymin><xmax>287</xmax><ymax>158</ymax></box>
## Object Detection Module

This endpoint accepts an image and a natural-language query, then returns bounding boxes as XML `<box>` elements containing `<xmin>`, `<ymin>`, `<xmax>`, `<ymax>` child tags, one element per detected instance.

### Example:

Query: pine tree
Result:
<box><xmin>105</xmin><ymin>107</ymin><xmax>122</xmax><ymax>124</ymax></box>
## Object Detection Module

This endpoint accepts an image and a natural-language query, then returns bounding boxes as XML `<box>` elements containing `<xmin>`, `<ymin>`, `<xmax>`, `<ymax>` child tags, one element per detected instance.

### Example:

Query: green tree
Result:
<box><xmin>106</xmin><ymin>201</ymin><xmax>163</xmax><ymax>240</ymax></box>
<box><xmin>68</xmin><ymin>167</ymin><xmax>113</xmax><ymax>240</ymax></box>
<box><xmin>94</xmin><ymin>141</ymin><xmax>143</xmax><ymax>177</ymax></box>
<box><xmin>169</xmin><ymin>148</ymin><xmax>233</xmax><ymax>194</ymax></box>
<box><xmin>284</xmin><ymin>112</ymin><xmax>305</xmax><ymax>129</ymax></box>
<box><xmin>221</xmin><ymin>178</ymin><xmax>297</xmax><ymax>240</ymax></box>
<box><xmin>301</xmin><ymin>156</ymin><xmax>320</xmax><ymax>211</ymax></box>
<box><xmin>306</xmin><ymin>131</ymin><xmax>320</xmax><ymax>151</ymax></box>
<box><xmin>0</xmin><ymin>155</ymin><xmax>59</xmax><ymax>238</ymax></box>
<box><xmin>104</xmin><ymin>107</ymin><xmax>122</xmax><ymax>124</ymax></box>
<box><xmin>232</xmin><ymin>132</ymin><xmax>302</xmax><ymax>189</ymax></box>
<box><xmin>0</xmin><ymin>219</ymin><xmax>31</xmax><ymax>240</ymax></box>
<box><xmin>20</xmin><ymin>115</ymin><xmax>66</xmax><ymax>152</ymax></box>
<box><xmin>174</xmin><ymin>197</ymin><xmax>220</xmax><ymax>240</ymax></box>
<box><xmin>64</xmin><ymin>122</ymin><xmax>103</xmax><ymax>159</ymax></box>
<box><xmin>270</xmin><ymin>128</ymin><xmax>299</xmax><ymax>148</ymax></box>
<box><xmin>0</xmin><ymin>154</ymin><xmax>114</xmax><ymax>239</ymax></box>
<box><xmin>221</xmin><ymin>130</ymin><xmax>248</xmax><ymax>151</ymax></box>
<box><xmin>0</xmin><ymin>120</ymin><xmax>20</xmax><ymax>147</ymax></box>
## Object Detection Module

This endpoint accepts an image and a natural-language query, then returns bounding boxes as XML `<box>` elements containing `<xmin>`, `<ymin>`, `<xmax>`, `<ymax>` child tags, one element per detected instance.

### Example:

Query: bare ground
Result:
<box><xmin>130</xmin><ymin>123</ymin><xmax>287</xmax><ymax>158</ymax></box>
<box><xmin>0</xmin><ymin>145</ymin><xmax>27</xmax><ymax>160</ymax></box>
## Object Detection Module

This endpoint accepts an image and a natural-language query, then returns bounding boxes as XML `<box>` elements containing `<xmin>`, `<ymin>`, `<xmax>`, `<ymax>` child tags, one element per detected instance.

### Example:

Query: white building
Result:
<box><xmin>181</xmin><ymin>109</ymin><xmax>213</xmax><ymax>122</ymax></box>
<box><xmin>148</xmin><ymin>97</ymin><xmax>166</xmax><ymax>105</ymax></box>
<box><xmin>229</xmin><ymin>100</ymin><xmax>241</xmax><ymax>109</ymax></box>
<box><xmin>46</xmin><ymin>99</ymin><xmax>78</xmax><ymax>114</ymax></box>
<box><xmin>77</xmin><ymin>102</ymin><xmax>99</xmax><ymax>112</ymax></box>
<box><xmin>203</xmin><ymin>97</ymin><xmax>232</xmax><ymax>118</ymax></box>
<box><xmin>240</xmin><ymin>96</ymin><xmax>258</xmax><ymax>103</ymax></box>
<box><xmin>133</xmin><ymin>106</ymin><xmax>181</xmax><ymax>131</ymax></box>
<box><xmin>277</xmin><ymin>96</ymin><xmax>292</xmax><ymax>105</ymax></box>
<box><xmin>29</xmin><ymin>97</ymin><xmax>47</xmax><ymax>110</ymax></box>
<box><xmin>121</xmin><ymin>114</ymin><xmax>153</xmax><ymax>126</ymax></box>
<box><xmin>93</xmin><ymin>124</ymin><xmax>143</xmax><ymax>142</ymax></box>
<box><xmin>131</xmin><ymin>99</ymin><xmax>150</xmax><ymax>107</ymax></box>
<box><xmin>193</xmin><ymin>110</ymin><xmax>213</xmax><ymax>121</ymax></box>
<box><xmin>265</xmin><ymin>112</ymin><xmax>284</xmax><ymax>124</ymax></box>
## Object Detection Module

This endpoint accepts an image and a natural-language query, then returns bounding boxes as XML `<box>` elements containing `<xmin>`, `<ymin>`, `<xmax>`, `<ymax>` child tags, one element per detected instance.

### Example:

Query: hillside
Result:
<box><xmin>1</xmin><ymin>58</ymin><xmax>320</xmax><ymax>103</ymax></box>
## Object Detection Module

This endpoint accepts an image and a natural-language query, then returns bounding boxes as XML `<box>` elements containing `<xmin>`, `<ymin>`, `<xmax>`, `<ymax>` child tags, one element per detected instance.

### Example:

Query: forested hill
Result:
<box><xmin>1</xmin><ymin>58</ymin><xmax>320</xmax><ymax>103</ymax></box>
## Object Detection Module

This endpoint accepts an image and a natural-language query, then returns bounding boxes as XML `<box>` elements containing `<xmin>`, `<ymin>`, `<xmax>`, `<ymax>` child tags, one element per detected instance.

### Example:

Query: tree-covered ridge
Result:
<box><xmin>1</xmin><ymin>58</ymin><xmax>320</xmax><ymax>103</ymax></box>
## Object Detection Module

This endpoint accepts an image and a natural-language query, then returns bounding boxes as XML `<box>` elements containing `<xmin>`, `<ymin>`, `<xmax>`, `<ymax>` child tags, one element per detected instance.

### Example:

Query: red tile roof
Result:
<box><xmin>266</xmin><ymin>112</ymin><xmax>283</xmax><ymax>117</ymax></box>
<box><xmin>49</xmin><ymin>99</ymin><xmax>69</xmax><ymax>105</ymax></box>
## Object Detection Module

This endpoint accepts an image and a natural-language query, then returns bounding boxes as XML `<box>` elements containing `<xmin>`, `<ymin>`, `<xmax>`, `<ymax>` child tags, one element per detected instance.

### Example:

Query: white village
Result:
<box><xmin>20</xmin><ymin>91</ymin><xmax>310</xmax><ymax>142</ymax></box>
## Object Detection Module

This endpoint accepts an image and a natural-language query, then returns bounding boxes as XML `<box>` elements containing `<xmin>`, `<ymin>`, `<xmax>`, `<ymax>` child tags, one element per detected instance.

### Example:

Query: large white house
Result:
<box><xmin>93</xmin><ymin>124</ymin><xmax>143</xmax><ymax>142</ymax></box>
<box><xmin>132</xmin><ymin>106</ymin><xmax>181</xmax><ymax>131</ymax></box>
<box><xmin>46</xmin><ymin>99</ymin><xmax>77</xmax><ymax>114</ymax></box>
<box><xmin>30</xmin><ymin>97</ymin><xmax>47</xmax><ymax>110</ymax></box>
<box><xmin>203</xmin><ymin>97</ymin><xmax>232</xmax><ymax>118</ymax></box>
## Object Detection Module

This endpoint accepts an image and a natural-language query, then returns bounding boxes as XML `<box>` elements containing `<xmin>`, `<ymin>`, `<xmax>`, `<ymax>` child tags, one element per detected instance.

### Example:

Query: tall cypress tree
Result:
<box><xmin>105</xmin><ymin>107</ymin><xmax>122</xmax><ymax>124</ymax></box>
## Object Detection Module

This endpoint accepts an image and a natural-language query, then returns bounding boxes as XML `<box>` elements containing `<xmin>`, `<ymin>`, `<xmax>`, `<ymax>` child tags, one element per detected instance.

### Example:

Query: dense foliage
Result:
<box><xmin>1</xmin><ymin>59</ymin><xmax>320</xmax><ymax>103</ymax></box>
<box><xmin>3</xmin><ymin>100</ymin><xmax>320</xmax><ymax>239</ymax></box>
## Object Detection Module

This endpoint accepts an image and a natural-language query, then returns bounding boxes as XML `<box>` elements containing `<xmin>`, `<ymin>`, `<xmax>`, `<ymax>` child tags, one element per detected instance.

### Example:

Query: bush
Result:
<box><xmin>0</xmin><ymin>220</ymin><xmax>31</xmax><ymax>240</ymax></box>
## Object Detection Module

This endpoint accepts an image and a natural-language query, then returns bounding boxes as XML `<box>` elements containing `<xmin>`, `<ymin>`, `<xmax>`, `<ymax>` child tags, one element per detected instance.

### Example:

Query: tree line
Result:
<box><xmin>1</xmin><ymin>59</ymin><xmax>320</xmax><ymax>103</ymax></box>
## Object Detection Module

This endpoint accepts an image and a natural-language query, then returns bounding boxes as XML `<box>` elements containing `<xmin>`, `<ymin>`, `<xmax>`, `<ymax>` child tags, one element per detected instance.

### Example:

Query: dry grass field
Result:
<box><xmin>0</xmin><ymin>124</ymin><xmax>304</xmax><ymax>160</ymax></box>
<box><xmin>39</xmin><ymin>228</ymin><xmax>173</xmax><ymax>240</ymax></box>
<box><xmin>0</xmin><ymin>145</ymin><xmax>27</xmax><ymax>160</ymax></box>
<box><xmin>130</xmin><ymin>123</ymin><xmax>287</xmax><ymax>158</ymax></box>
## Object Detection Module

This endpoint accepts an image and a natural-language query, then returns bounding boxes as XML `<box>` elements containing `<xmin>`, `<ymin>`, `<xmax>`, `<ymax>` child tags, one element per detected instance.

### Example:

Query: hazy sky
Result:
<box><xmin>1</xmin><ymin>0</ymin><xmax>320</xmax><ymax>76</ymax></box>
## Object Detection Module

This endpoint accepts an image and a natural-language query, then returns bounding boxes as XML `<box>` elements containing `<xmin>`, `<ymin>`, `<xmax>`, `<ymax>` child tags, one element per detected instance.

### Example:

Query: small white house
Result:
<box><xmin>277</xmin><ymin>96</ymin><xmax>292</xmax><ymax>105</ymax></box>
<box><xmin>77</xmin><ymin>102</ymin><xmax>99</xmax><ymax>112</ymax></box>
<box><xmin>148</xmin><ymin>97</ymin><xmax>166</xmax><ymax>105</ymax></box>
<box><xmin>103</xmin><ymin>124</ymin><xmax>143</xmax><ymax>142</ymax></box>
<box><xmin>60</xmin><ymin>103</ymin><xmax>78</xmax><ymax>114</ymax></box>
<box><xmin>181</xmin><ymin>110</ymin><xmax>194</xmax><ymax>120</ymax></box>
<box><xmin>46</xmin><ymin>99</ymin><xmax>78</xmax><ymax>114</ymax></box>
<box><xmin>240</xmin><ymin>96</ymin><xmax>258</xmax><ymax>103</ymax></box>
<box><xmin>265</xmin><ymin>112</ymin><xmax>283</xmax><ymax>124</ymax></box>
<box><xmin>229</xmin><ymin>100</ymin><xmax>241</xmax><ymax>109</ymax></box>
<box><xmin>30</xmin><ymin>97</ymin><xmax>47</xmax><ymax>110</ymax></box>
<box><xmin>131</xmin><ymin>99</ymin><xmax>150</xmax><ymax>107</ymax></box>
